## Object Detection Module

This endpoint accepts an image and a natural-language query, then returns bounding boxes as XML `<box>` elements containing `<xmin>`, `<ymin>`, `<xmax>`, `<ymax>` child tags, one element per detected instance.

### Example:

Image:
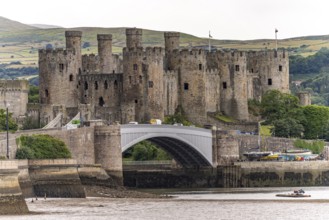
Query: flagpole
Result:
<box><xmin>275</xmin><ymin>28</ymin><xmax>278</xmax><ymax>51</ymax></box>
<box><xmin>208</xmin><ymin>31</ymin><xmax>211</xmax><ymax>52</ymax></box>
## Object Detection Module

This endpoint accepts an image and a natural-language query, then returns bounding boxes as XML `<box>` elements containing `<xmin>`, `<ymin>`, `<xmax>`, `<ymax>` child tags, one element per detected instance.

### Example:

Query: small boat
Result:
<box><xmin>243</xmin><ymin>151</ymin><xmax>273</xmax><ymax>161</ymax></box>
<box><xmin>276</xmin><ymin>189</ymin><xmax>311</xmax><ymax>198</ymax></box>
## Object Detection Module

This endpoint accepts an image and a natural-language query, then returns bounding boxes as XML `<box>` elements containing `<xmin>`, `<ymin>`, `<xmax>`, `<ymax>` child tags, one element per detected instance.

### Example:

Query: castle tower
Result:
<box><xmin>122</xmin><ymin>47</ymin><xmax>165</xmax><ymax>123</ymax></box>
<box><xmin>97</xmin><ymin>34</ymin><xmax>112</xmax><ymax>73</ymax></box>
<box><xmin>247</xmin><ymin>49</ymin><xmax>289</xmax><ymax>100</ymax></box>
<box><xmin>65</xmin><ymin>31</ymin><xmax>82</xmax><ymax>63</ymax></box>
<box><xmin>164</xmin><ymin>32</ymin><xmax>180</xmax><ymax>70</ymax></box>
<box><xmin>219</xmin><ymin>51</ymin><xmax>249</xmax><ymax>121</ymax></box>
<box><xmin>39</xmin><ymin>31</ymin><xmax>82</xmax><ymax>124</ymax></box>
<box><xmin>126</xmin><ymin>28</ymin><xmax>142</xmax><ymax>49</ymax></box>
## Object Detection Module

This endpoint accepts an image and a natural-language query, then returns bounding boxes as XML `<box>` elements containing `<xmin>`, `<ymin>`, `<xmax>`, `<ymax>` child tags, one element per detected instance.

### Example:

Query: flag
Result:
<box><xmin>209</xmin><ymin>31</ymin><xmax>212</xmax><ymax>38</ymax></box>
<box><xmin>275</xmin><ymin>28</ymin><xmax>278</xmax><ymax>33</ymax></box>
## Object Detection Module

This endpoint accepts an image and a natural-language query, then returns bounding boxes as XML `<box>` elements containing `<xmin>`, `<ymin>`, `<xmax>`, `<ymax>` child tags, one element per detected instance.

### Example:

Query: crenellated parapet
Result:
<box><xmin>82</xmin><ymin>54</ymin><xmax>100</xmax><ymax>74</ymax></box>
<box><xmin>38</xmin><ymin>48</ymin><xmax>76</xmax><ymax>62</ymax></box>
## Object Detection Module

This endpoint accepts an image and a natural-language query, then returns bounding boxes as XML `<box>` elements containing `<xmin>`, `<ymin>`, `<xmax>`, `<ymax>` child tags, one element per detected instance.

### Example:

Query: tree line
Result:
<box><xmin>250</xmin><ymin>90</ymin><xmax>329</xmax><ymax>140</ymax></box>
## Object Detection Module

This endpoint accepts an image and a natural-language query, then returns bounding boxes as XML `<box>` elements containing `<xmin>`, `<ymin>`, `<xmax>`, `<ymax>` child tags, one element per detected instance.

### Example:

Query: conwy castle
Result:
<box><xmin>36</xmin><ymin>28</ymin><xmax>289</xmax><ymax>125</ymax></box>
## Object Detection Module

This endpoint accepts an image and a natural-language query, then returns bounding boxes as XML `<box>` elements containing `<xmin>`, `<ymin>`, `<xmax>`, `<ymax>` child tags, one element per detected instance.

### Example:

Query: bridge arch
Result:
<box><xmin>121</xmin><ymin>125</ymin><xmax>213</xmax><ymax>168</ymax></box>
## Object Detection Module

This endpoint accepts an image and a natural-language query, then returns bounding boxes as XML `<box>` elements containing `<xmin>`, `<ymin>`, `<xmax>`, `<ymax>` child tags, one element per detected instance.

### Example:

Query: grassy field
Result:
<box><xmin>1</xmin><ymin>26</ymin><xmax>329</xmax><ymax>68</ymax></box>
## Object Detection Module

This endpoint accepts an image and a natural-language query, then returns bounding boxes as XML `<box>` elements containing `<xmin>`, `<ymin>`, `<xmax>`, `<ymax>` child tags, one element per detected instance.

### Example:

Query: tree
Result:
<box><xmin>261</xmin><ymin>90</ymin><xmax>300</xmax><ymax>124</ymax></box>
<box><xmin>272</xmin><ymin>118</ymin><xmax>304</xmax><ymax>138</ymax></box>
<box><xmin>82</xmin><ymin>42</ymin><xmax>90</xmax><ymax>48</ymax></box>
<box><xmin>124</xmin><ymin>140</ymin><xmax>171</xmax><ymax>161</ymax></box>
<box><xmin>0</xmin><ymin>109</ymin><xmax>18</xmax><ymax>132</ymax></box>
<box><xmin>302</xmin><ymin>105</ymin><xmax>329</xmax><ymax>139</ymax></box>
<box><xmin>28</xmin><ymin>85</ymin><xmax>39</xmax><ymax>103</ymax></box>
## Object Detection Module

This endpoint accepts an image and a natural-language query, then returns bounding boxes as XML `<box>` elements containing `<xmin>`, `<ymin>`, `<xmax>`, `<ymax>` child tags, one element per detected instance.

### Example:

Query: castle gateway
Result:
<box><xmin>38</xmin><ymin>29</ymin><xmax>289</xmax><ymax>125</ymax></box>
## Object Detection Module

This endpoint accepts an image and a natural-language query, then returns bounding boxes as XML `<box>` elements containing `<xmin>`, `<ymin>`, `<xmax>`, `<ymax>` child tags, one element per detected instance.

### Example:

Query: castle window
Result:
<box><xmin>135</xmin><ymin>99</ymin><xmax>138</xmax><ymax>104</ymax></box>
<box><xmin>279</xmin><ymin>65</ymin><xmax>283</xmax><ymax>71</ymax></box>
<box><xmin>113</xmin><ymin>70</ymin><xmax>115</xmax><ymax>73</ymax></box>
<box><xmin>99</xmin><ymin>97</ymin><xmax>105</xmax><ymax>107</ymax></box>
<box><xmin>251</xmin><ymin>68</ymin><xmax>254</xmax><ymax>73</ymax></box>
<box><xmin>79</xmin><ymin>68</ymin><xmax>81</xmax><ymax>74</ymax></box>
<box><xmin>223</xmin><ymin>82</ymin><xmax>227</xmax><ymax>89</ymax></box>
<box><xmin>235</xmin><ymin>65</ymin><xmax>240</xmax><ymax>71</ymax></box>
<box><xmin>95</xmin><ymin>81</ymin><xmax>98</xmax><ymax>90</ymax></box>
<box><xmin>184</xmin><ymin>83</ymin><xmax>189</xmax><ymax>90</ymax></box>
<box><xmin>274</xmin><ymin>50</ymin><xmax>278</xmax><ymax>58</ymax></box>
<box><xmin>129</xmin><ymin>76</ymin><xmax>132</xmax><ymax>84</ymax></box>
<box><xmin>268</xmin><ymin>78</ymin><xmax>272</xmax><ymax>85</ymax></box>
<box><xmin>199</xmin><ymin>64</ymin><xmax>202</xmax><ymax>70</ymax></box>
<box><xmin>84</xmin><ymin>81</ymin><xmax>88</xmax><ymax>90</ymax></box>
<box><xmin>148</xmin><ymin>81</ymin><xmax>154</xmax><ymax>88</ymax></box>
<box><xmin>69</xmin><ymin>74</ymin><xmax>73</xmax><ymax>81</ymax></box>
<box><xmin>139</xmin><ymin>75</ymin><xmax>142</xmax><ymax>83</ymax></box>
<box><xmin>104</xmin><ymin>80</ymin><xmax>108</xmax><ymax>89</ymax></box>
<box><xmin>114</xmin><ymin>80</ymin><xmax>118</xmax><ymax>89</ymax></box>
<box><xmin>59</xmin><ymin>63</ymin><xmax>64</xmax><ymax>72</ymax></box>
<box><xmin>283</xmin><ymin>51</ymin><xmax>286</xmax><ymax>58</ymax></box>
<box><xmin>240</xmin><ymin>52</ymin><xmax>243</xmax><ymax>57</ymax></box>
<box><xmin>45</xmin><ymin>89</ymin><xmax>49</xmax><ymax>97</ymax></box>
<box><xmin>142</xmin><ymin>64</ymin><xmax>146</xmax><ymax>71</ymax></box>
<box><xmin>133</xmin><ymin>64</ymin><xmax>138</xmax><ymax>70</ymax></box>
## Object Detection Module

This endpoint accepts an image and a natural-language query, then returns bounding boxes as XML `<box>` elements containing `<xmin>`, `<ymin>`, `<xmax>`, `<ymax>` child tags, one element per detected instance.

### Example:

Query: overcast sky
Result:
<box><xmin>1</xmin><ymin>0</ymin><xmax>328</xmax><ymax>40</ymax></box>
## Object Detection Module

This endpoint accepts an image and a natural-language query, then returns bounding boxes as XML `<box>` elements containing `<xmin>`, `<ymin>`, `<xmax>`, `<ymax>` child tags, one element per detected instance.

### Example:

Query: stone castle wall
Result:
<box><xmin>37</xmin><ymin>29</ymin><xmax>289</xmax><ymax>127</ymax></box>
<box><xmin>0</xmin><ymin>80</ymin><xmax>29</xmax><ymax>118</ymax></box>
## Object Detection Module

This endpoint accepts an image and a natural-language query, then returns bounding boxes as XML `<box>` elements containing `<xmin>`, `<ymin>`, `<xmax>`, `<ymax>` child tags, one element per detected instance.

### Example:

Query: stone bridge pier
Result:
<box><xmin>94</xmin><ymin>125</ymin><xmax>123</xmax><ymax>184</ymax></box>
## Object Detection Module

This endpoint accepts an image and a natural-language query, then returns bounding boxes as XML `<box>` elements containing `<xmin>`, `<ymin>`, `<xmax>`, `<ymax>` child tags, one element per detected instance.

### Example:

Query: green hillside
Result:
<box><xmin>1</xmin><ymin>16</ymin><xmax>329</xmax><ymax>68</ymax></box>
<box><xmin>0</xmin><ymin>16</ymin><xmax>37</xmax><ymax>32</ymax></box>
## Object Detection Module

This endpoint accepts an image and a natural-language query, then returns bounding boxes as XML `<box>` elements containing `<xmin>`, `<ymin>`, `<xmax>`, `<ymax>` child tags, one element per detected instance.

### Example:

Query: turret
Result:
<box><xmin>126</xmin><ymin>28</ymin><xmax>142</xmax><ymax>49</ymax></box>
<box><xmin>164</xmin><ymin>32</ymin><xmax>180</xmax><ymax>52</ymax></box>
<box><xmin>164</xmin><ymin>32</ymin><xmax>180</xmax><ymax>70</ymax></box>
<box><xmin>65</xmin><ymin>31</ymin><xmax>82</xmax><ymax>60</ymax></box>
<box><xmin>97</xmin><ymin>34</ymin><xmax>112</xmax><ymax>73</ymax></box>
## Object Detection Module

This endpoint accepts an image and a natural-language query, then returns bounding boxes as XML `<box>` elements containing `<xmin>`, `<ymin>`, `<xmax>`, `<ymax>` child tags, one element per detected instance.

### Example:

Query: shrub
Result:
<box><xmin>293</xmin><ymin>139</ymin><xmax>325</xmax><ymax>154</ymax></box>
<box><xmin>15</xmin><ymin>134</ymin><xmax>71</xmax><ymax>159</ymax></box>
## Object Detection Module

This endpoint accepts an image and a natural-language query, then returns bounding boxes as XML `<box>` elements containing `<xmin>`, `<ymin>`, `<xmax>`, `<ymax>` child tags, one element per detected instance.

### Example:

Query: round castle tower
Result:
<box><xmin>122</xmin><ymin>28</ymin><xmax>164</xmax><ymax>123</ymax></box>
<box><xmin>126</xmin><ymin>28</ymin><xmax>142</xmax><ymax>49</ymax></box>
<box><xmin>97</xmin><ymin>34</ymin><xmax>112</xmax><ymax>73</ymax></box>
<box><xmin>219</xmin><ymin>51</ymin><xmax>249</xmax><ymax>121</ymax></box>
<box><xmin>65</xmin><ymin>31</ymin><xmax>82</xmax><ymax>62</ymax></box>
<box><xmin>39</xmin><ymin>31</ymin><xmax>82</xmax><ymax>124</ymax></box>
<box><xmin>164</xmin><ymin>32</ymin><xmax>180</xmax><ymax>70</ymax></box>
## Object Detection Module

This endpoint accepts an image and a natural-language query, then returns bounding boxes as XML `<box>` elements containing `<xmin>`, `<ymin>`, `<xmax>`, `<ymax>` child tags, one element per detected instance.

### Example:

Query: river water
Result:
<box><xmin>2</xmin><ymin>187</ymin><xmax>329</xmax><ymax>220</ymax></box>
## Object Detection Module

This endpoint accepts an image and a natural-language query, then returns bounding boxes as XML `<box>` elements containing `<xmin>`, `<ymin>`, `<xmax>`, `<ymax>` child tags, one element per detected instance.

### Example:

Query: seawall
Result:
<box><xmin>0</xmin><ymin>160</ymin><xmax>29</xmax><ymax>215</ymax></box>
<box><xmin>124</xmin><ymin>161</ymin><xmax>329</xmax><ymax>188</ymax></box>
<box><xmin>27</xmin><ymin>159</ymin><xmax>86</xmax><ymax>198</ymax></box>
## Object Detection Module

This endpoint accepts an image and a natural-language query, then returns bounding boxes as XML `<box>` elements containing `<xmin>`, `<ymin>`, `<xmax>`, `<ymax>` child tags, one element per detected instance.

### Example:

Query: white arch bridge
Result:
<box><xmin>121</xmin><ymin>125</ymin><xmax>213</xmax><ymax>167</ymax></box>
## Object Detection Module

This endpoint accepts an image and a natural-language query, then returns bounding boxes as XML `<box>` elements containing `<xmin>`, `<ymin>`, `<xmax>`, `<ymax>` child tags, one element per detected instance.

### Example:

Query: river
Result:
<box><xmin>2</xmin><ymin>187</ymin><xmax>329</xmax><ymax>220</ymax></box>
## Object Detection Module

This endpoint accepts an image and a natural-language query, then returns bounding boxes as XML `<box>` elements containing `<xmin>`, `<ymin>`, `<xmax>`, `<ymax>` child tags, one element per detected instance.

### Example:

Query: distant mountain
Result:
<box><xmin>29</xmin><ymin>24</ymin><xmax>63</xmax><ymax>29</ymax></box>
<box><xmin>0</xmin><ymin>16</ymin><xmax>37</xmax><ymax>32</ymax></box>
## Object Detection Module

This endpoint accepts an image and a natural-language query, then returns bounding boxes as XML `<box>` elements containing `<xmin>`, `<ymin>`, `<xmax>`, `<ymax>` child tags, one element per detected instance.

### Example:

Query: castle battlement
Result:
<box><xmin>65</xmin><ymin>31</ymin><xmax>82</xmax><ymax>38</ymax></box>
<box><xmin>82</xmin><ymin>54</ymin><xmax>98</xmax><ymax>58</ymax></box>
<box><xmin>126</xmin><ymin>28</ymin><xmax>142</xmax><ymax>36</ymax></box>
<box><xmin>97</xmin><ymin>34</ymin><xmax>112</xmax><ymax>41</ymax></box>
<box><xmin>164</xmin><ymin>32</ymin><xmax>180</xmax><ymax>37</ymax></box>
<box><xmin>248</xmin><ymin>49</ymin><xmax>287</xmax><ymax>60</ymax></box>
<box><xmin>164</xmin><ymin>70</ymin><xmax>178</xmax><ymax>76</ymax></box>
<box><xmin>39</xmin><ymin>48</ymin><xmax>76</xmax><ymax>56</ymax></box>
<box><xmin>205</xmin><ymin>68</ymin><xmax>219</xmax><ymax>75</ymax></box>
<box><xmin>123</xmin><ymin>47</ymin><xmax>165</xmax><ymax>58</ymax></box>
